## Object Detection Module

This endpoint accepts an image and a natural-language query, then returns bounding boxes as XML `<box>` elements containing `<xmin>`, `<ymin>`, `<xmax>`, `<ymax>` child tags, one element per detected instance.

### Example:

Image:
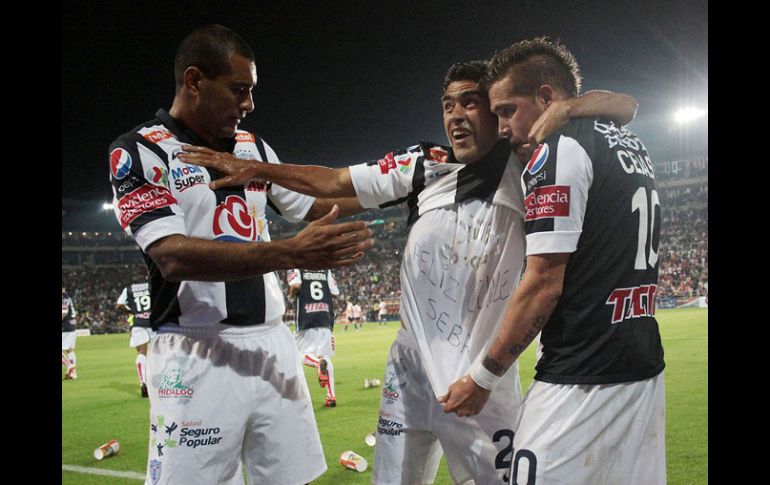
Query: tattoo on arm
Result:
<box><xmin>483</xmin><ymin>356</ymin><xmax>507</xmax><ymax>377</ymax></box>
<box><xmin>509</xmin><ymin>316</ymin><xmax>548</xmax><ymax>357</ymax></box>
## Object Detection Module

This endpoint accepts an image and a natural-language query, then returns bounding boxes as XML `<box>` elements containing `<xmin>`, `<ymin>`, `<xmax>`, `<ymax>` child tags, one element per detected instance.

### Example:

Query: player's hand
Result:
<box><xmin>528</xmin><ymin>99</ymin><xmax>572</xmax><ymax>145</ymax></box>
<box><xmin>290</xmin><ymin>204</ymin><xmax>374</xmax><ymax>269</ymax></box>
<box><xmin>438</xmin><ymin>374</ymin><xmax>491</xmax><ymax>417</ymax></box>
<box><xmin>177</xmin><ymin>145</ymin><xmax>263</xmax><ymax>190</ymax></box>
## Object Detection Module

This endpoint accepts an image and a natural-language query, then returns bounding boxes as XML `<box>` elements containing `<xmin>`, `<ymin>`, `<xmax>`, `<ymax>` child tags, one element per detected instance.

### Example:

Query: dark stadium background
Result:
<box><xmin>62</xmin><ymin>2</ymin><xmax>707</xmax><ymax>342</ymax></box>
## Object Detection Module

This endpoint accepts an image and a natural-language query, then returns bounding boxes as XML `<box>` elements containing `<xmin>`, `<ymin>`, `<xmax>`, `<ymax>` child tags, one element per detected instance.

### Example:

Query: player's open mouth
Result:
<box><xmin>452</xmin><ymin>129</ymin><xmax>471</xmax><ymax>140</ymax></box>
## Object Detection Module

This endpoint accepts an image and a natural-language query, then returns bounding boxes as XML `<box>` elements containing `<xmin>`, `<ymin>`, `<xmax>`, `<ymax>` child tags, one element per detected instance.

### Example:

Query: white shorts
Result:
<box><xmin>512</xmin><ymin>372</ymin><xmax>666</xmax><ymax>485</ymax></box>
<box><xmin>61</xmin><ymin>331</ymin><xmax>76</xmax><ymax>350</ymax></box>
<box><xmin>294</xmin><ymin>327</ymin><xmax>335</xmax><ymax>358</ymax></box>
<box><xmin>372</xmin><ymin>339</ymin><xmax>523</xmax><ymax>485</ymax></box>
<box><xmin>144</xmin><ymin>321</ymin><xmax>326</xmax><ymax>485</ymax></box>
<box><xmin>130</xmin><ymin>326</ymin><xmax>156</xmax><ymax>348</ymax></box>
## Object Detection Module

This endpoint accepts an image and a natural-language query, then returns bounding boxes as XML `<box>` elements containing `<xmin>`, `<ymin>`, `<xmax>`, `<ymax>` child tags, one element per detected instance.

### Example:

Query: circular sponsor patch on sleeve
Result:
<box><xmin>525</xmin><ymin>143</ymin><xmax>549</xmax><ymax>175</ymax></box>
<box><xmin>110</xmin><ymin>148</ymin><xmax>133</xmax><ymax>180</ymax></box>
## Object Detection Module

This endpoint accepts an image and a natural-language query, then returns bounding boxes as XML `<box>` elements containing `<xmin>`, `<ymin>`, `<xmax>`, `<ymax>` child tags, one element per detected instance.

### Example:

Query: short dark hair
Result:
<box><xmin>442</xmin><ymin>60</ymin><xmax>488</xmax><ymax>91</ymax></box>
<box><xmin>174</xmin><ymin>24</ymin><xmax>255</xmax><ymax>87</ymax></box>
<box><xmin>483</xmin><ymin>37</ymin><xmax>581</xmax><ymax>97</ymax></box>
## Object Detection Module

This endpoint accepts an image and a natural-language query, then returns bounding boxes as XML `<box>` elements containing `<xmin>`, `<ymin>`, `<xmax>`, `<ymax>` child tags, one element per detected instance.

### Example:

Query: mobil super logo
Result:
<box><xmin>110</xmin><ymin>148</ymin><xmax>133</xmax><ymax>180</ymax></box>
<box><xmin>525</xmin><ymin>143</ymin><xmax>549</xmax><ymax>175</ymax></box>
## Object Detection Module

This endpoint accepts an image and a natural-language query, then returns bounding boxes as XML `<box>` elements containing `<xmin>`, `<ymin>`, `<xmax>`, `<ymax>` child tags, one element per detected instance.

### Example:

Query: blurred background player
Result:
<box><xmin>116</xmin><ymin>267</ymin><xmax>154</xmax><ymax>398</ymax></box>
<box><xmin>61</xmin><ymin>286</ymin><xmax>78</xmax><ymax>379</ymax></box>
<box><xmin>288</xmin><ymin>268</ymin><xmax>340</xmax><ymax>407</ymax></box>
<box><xmin>352</xmin><ymin>300</ymin><xmax>363</xmax><ymax>331</ymax></box>
<box><xmin>378</xmin><ymin>299</ymin><xmax>388</xmax><ymax>326</ymax></box>
<box><xmin>342</xmin><ymin>299</ymin><xmax>354</xmax><ymax>332</ymax></box>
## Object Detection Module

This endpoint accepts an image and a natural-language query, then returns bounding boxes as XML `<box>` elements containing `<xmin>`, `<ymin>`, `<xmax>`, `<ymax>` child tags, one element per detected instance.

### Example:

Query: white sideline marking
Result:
<box><xmin>62</xmin><ymin>464</ymin><xmax>145</xmax><ymax>481</ymax></box>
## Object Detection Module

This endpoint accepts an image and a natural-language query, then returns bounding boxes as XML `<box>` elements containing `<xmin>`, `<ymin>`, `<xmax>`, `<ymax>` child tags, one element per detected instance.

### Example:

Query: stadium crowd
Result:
<box><xmin>62</xmin><ymin>164</ymin><xmax>707</xmax><ymax>333</ymax></box>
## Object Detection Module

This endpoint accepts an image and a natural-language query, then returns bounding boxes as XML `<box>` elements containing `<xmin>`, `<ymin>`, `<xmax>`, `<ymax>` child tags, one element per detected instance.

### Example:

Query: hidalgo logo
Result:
<box><xmin>110</xmin><ymin>148</ymin><xmax>132</xmax><ymax>180</ymax></box>
<box><xmin>157</xmin><ymin>361</ymin><xmax>194</xmax><ymax>400</ymax></box>
<box><xmin>525</xmin><ymin>143</ymin><xmax>549</xmax><ymax>175</ymax></box>
<box><xmin>213</xmin><ymin>196</ymin><xmax>259</xmax><ymax>242</ymax></box>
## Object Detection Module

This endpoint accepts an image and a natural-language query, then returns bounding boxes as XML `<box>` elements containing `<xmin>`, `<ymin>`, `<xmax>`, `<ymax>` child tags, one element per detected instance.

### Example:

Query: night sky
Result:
<box><xmin>62</xmin><ymin>0</ymin><xmax>708</xmax><ymax>202</ymax></box>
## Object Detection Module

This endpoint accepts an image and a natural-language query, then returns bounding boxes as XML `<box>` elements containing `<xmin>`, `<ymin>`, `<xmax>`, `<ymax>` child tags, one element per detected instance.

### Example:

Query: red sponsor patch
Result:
<box><xmin>524</xmin><ymin>185</ymin><xmax>570</xmax><ymax>221</ymax></box>
<box><xmin>378</xmin><ymin>152</ymin><xmax>397</xmax><ymax>174</ymax></box>
<box><xmin>117</xmin><ymin>184</ymin><xmax>177</xmax><ymax>228</ymax></box>
<box><xmin>427</xmin><ymin>147</ymin><xmax>448</xmax><ymax>164</ymax></box>
<box><xmin>235</xmin><ymin>132</ymin><xmax>256</xmax><ymax>143</ymax></box>
<box><xmin>142</xmin><ymin>130</ymin><xmax>173</xmax><ymax>144</ymax></box>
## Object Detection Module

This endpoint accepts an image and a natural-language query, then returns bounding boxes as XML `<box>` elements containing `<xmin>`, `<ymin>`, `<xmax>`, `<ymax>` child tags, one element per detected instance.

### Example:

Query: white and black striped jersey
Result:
<box><xmin>62</xmin><ymin>294</ymin><xmax>76</xmax><ymax>332</ymax></box>
<box><xmin>522</xmin><ymin>118</ymin><xmax>664</xmax><ymax>385</ymax></box>
<box><xmin>288</xmin><ymin>269</ymin><xmax>339</xmax><ymax>331</ymax></box>
<box><xmin>117</xmin><ymin>280</ymin><xmax>152</xmax><ymax>329</ymax></box>
<box><xmin>350</xmin><ymin>140</ymin><xmax>526</xmax><ymax>397</ymax></box>
<box><xmin>108</xmin><ymin>109</ymin><xmax>316</xmax><ymax>330</ymax></box>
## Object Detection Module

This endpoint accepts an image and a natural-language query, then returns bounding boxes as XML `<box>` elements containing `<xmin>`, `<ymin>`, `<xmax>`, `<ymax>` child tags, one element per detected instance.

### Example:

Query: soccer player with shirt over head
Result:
<box><xmin>179</xmin><ymin>60</ymin><xmax>637</xmax><ymax>484</ymax></box>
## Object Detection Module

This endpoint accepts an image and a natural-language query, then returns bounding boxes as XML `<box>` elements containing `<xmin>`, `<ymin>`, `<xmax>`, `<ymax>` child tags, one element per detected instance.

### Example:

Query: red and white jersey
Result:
<box><xmin>109</xmin><ymin>109</ymin><xmax>315</xmax><ymax>329</ymax></box>
<box><xmin>349</xmin><ymin>140</ymin><xmax>526</xmax><ymax>397</ymax></box>
<box><xmin>343</xmin><ymin>302</ymin><xmax>354</xmax><ymax>319</ymax></box>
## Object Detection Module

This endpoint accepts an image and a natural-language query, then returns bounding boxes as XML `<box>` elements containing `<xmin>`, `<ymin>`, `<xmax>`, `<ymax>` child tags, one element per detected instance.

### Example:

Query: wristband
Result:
<box><xmin>470</xmin><ymin>363</ymin><xmax>503</xmax><ymax>391</ymax></box>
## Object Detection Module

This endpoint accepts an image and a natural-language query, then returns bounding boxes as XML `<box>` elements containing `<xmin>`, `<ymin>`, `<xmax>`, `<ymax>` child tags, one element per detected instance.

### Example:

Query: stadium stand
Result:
<box><xmin>62</xmin><ymin>157</ymin><xmax>707</xmax><ymax>333</ymax></box>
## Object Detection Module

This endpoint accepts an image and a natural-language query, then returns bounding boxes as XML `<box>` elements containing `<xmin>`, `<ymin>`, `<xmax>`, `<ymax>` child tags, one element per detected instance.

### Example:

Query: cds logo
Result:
<box><xmin>110</xmin><ymin>148</ymin><xmax>132</xmax><ymax>180</ymax></box>
<box><xmin>146</xmin><ymin>166</ymin><xmax>169</xmax><ymax>186</ymax></box>
<box><xmin>525</xmin><ymin>143</ymin><xmax>549</xmax><ymax>175</ymax></box>
<box><xmin>396</xmin><ymin>155</ymin><xmax>413</xmax><ymax>174</ymax></box>
<box><xmin>213</xmin><ymin>196</ymin><xmax>258</xmax><ymax>242</ymax></box>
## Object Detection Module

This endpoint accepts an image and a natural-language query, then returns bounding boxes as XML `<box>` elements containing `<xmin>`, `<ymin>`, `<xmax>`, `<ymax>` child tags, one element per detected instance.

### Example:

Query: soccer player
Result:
<box><xmin>440</xmin><ymin>37</ymin><xmax>666</xmax><ymax>485</ymax></box>
<box><xmin>378</xmin><ymin>299</ymin><xmax>388</xmax><ymax>326</ymax></box>
<box><xmin>288</xmin><ymin>268</ymin><xmax>340</xmax><ymax>407</ymax></box>
<box><xmin>178</xmin><ymin>58</ymin><xmax>637</xmax><ymax>484</ymax></box>
<box><xmin>342</xmin><ymin>299</ymin><xmax>354</xmax><ymax>332</ymax></box>
<box><xmin>61</xmin><ymin>286</ymin><xmax>78</xmax><ymax>380</ymax></box>
<box><xmin>116</xmin><ymin>266</ymin><xmax>154</xmax><ymax>398</ymax></box>
<box><xmin>352</xmin><ymin>300</ymin><xmax>363</xmax><ymax>331</ymax></box>
<box><xmin>107</xmin><ymin>25</ymin><xmax>373</xmax><ymax>485</ymax></box>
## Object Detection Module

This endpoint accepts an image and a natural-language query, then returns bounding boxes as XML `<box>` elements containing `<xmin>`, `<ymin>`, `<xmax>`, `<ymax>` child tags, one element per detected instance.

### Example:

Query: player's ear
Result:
<box><xmin>184</xmin><ymin>67</ymin><xmax>205</xmax><ymax>94</ymax></box>
<box><xmin>538</xmin><ymin>84</ymin><xmax>555</xmax><ymax>108</ymax></box>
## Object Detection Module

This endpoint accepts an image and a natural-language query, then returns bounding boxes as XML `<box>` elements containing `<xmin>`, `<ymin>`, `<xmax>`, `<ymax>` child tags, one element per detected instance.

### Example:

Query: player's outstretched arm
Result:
<box><xmin>178</xmin><ymin>146</ymin><xmax>355</xmax><ymax>198</ymax></box>
<box><xmin>147</xmin><ymin>205</ymin><xmax>373</xmax><ymax>282</ymax></box>
<box><xmin>528</xmin><ymin>90</ymin><xmax>639</xmax><ymax>144</ymax></box>
<box><xmin>439</xmin><ymin>253</ymin><xmax>569</xmax><ymax>417</ymax></box>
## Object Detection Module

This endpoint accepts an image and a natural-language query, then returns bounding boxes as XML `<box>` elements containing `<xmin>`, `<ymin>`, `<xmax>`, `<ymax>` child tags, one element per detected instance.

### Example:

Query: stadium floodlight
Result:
<box><xmin>102</xmin><ymin>202</ymin><xmax>114</xmax><ymax>210</ymax></box>
<box><xmin>674</xmin><ymin>107</ymin><xmax>707</xmax><ymax>125</ymax></box>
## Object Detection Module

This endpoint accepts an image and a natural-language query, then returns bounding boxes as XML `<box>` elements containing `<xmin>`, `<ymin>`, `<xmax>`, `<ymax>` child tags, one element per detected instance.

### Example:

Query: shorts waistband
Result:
<box><xmin>157</xmin><ymin>318</ymin><xmax>283</xmax><ymax>339</ymax></box>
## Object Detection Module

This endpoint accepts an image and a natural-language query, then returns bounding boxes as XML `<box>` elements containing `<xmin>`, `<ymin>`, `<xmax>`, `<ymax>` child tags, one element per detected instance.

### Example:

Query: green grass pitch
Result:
<box><xmin>62</xmin><ymin>308</ymin><xmax>707</xmax><ymax>484</ymax></box>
